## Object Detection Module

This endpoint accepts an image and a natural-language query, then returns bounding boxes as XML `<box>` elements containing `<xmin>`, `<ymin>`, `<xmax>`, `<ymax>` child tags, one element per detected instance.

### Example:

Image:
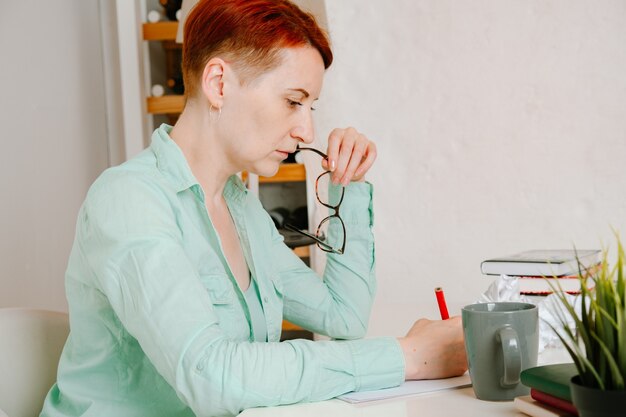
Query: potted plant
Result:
<box><xmin>549</xmin><ymin>237</ymin><xmax>626</xmax><ymax>417</ymax></box>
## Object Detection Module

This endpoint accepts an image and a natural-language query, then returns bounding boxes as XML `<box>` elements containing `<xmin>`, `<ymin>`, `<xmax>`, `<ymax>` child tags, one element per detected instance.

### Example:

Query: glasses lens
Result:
<box><xmin>317</xmin><ymin>215</ymin><xmax>345</xmax><ymax>253</ymax></box>
<box><xmin>316</xmin><ymin>171</ymin><xmax>344</xmax><ymax>208</ymax></box>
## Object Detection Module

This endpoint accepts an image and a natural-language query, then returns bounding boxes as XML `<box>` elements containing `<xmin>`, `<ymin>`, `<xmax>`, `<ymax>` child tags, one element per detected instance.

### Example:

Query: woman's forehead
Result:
<box><xmin>258</xmin><ymin>47</ymin><xmax>325</xmax><ymax>94</ymax></box>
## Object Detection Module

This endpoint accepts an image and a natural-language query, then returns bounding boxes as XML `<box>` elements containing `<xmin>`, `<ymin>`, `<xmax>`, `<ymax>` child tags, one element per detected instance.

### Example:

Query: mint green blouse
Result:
<box><xmin>40</xmin><ymin>124</ymin><xmax>405</xmax><ymax>417</ymax></box>
<box><xmin>244</xmin><ymin>277</ymin><xmax>267</xmax><ymax>342</ymax></box>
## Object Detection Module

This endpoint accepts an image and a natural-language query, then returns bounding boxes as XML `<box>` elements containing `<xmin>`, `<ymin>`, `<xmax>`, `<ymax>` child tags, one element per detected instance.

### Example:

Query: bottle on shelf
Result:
<box><xmin>151</xmin><ymin>84</ymin><xmax>165</xmax><ymax>97</ymax></box>
<box><xmin>166</xmin><ymin>77</ymin><xmax>185</xmax><ymax>95</ymax></box>
<box><xmin>147</xmin><ymin>10</ymin><xmax>164</xmax><ymax>23</ymax></box>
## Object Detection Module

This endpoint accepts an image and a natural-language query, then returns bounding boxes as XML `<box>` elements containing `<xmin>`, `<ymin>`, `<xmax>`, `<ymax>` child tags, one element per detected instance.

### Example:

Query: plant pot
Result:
<box><xmin>570</xmin><ymin>376</ymin><xmax>626</xmax><ymax>417</ymax></box>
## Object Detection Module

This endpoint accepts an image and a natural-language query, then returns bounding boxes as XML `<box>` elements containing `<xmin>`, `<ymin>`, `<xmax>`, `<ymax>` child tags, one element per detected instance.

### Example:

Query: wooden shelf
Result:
<box><xmin>143</xmin><ymin>21</ymin><xmax>183</xmax><ymax>114</ymax></box>
<box><xmin>147</xmin><ymin>95</ymin><xmax>185</xmax><ymax>114</ymax></box>
<box><xmin>143</xmin><ymin>21</ymin><xmax>178</xmax><ymax>41</ymax></box>
<box><xmin>292</xmin><ymin>245</ymin><xmax>310</xmax><ymax>258</ymax></box>
<box><xmin>282</xmin><ymin>320</ymin><xmax>303</xmax><ymax>331</ymax></box>
<box><xmin>242</xmin><ymin>163</ymin><xmax>306</xmax><ymax>183</ymax></box>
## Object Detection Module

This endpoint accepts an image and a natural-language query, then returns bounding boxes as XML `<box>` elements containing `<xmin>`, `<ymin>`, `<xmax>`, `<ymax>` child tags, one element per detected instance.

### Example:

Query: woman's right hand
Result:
<box><xmin>397</xmin><ymin>317</ymin><xmax>468</xmax><ymax>380</ymax></box>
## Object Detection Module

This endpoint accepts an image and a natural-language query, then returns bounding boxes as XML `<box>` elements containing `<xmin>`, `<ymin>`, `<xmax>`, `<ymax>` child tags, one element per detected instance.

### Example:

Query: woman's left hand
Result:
<box><xmin>321</xmin><ymin>127</ymin><xmax>377</xmax><ymax>186</ymax></box>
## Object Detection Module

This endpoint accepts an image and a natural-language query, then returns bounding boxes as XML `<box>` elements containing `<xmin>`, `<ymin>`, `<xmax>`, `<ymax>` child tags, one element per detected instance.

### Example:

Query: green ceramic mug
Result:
<box><xmin>462</xmin><ymin>302</ymin><xmax>539</xmax><ymax>401</ymax></box>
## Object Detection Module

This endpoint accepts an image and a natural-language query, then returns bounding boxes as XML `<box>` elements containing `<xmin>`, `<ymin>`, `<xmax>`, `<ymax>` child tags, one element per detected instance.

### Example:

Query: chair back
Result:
<box><xmin>0</xmin><ymin>308</ymin><xmax>69</xmax><ymax>417</ymax></box>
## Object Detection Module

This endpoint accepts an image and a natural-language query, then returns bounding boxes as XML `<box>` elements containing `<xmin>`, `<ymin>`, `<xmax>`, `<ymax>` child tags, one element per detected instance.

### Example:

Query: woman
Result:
<box><xmin>41</xmin><ymin>1</ymin><xmax>466</xmax><ymax>416</ymax></box>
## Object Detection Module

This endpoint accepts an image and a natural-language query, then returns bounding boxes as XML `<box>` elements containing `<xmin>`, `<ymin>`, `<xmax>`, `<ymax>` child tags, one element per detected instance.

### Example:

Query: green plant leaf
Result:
<box><xmin>546</xmin><ymin>278</ymin><xmax>595</xmax><ymax>358</ymax></box>
<box><xmin>548</xmin><ymin>237</ymin><xmax>626</xmax><ymax>390</ymax></box>
<box><xmin>590</xmin><ymin>331</ymin><xmax>625</xmax><ymax>389</ymax></box>
<box><xmin>545</xmin><ymin>320</ymin><xmax>602</xmax><ymax>387</ymax></box>
<box><xmin>618</xmin><ymin>301</ymin><xmax>626</xmax><ymax>377</ymax></box>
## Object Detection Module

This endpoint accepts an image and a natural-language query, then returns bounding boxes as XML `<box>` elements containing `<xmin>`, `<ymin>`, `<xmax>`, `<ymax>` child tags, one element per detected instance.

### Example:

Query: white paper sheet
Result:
<box><xmin>337</xmin><ymin>374</ymin><xmax>472</xmax><ymax>403</ymax></box>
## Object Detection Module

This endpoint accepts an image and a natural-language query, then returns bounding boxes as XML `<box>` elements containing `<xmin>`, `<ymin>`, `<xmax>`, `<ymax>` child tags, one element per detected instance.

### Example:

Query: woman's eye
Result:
<box><xmin>287</xmin><ymin>99</ymin><xmax>302</xmax><ymax>107</ymax></box>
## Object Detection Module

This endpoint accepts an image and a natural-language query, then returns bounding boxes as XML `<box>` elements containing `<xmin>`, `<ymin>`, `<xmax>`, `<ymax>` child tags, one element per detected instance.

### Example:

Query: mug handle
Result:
<box><xmin>495</xmin><ymin>326</ymin><xmax>521</xmax><ymax>388</ymax></box>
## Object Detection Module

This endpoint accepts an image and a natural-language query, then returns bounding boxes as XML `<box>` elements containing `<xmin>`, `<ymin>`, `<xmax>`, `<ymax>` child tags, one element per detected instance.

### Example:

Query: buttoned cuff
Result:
<box><xmin>345</xmin><ymin>336</ymin><xmax>405</xmax><ymax>392</ymax></box>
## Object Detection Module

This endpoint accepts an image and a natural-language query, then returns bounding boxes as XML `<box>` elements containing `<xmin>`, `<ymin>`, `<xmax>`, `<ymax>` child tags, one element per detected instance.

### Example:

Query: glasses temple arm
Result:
<box><xmin>295</xmin><ymin>146</ymin><xmax>328</xmax><ymax>159</ymax></box>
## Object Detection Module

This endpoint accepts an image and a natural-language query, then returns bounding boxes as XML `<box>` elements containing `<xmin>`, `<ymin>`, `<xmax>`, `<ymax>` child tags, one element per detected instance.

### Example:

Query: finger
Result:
<box><xmin>333</xmin><ymin>128</ymin><xmax>358</xmax><ymax>183</ymax></box>
<box><xmin>334</xmin><ymin>139</ymin><xmax>356</xmax><ymax>184</ymax></box>
<box><xmin>340</xmin><ymin>141</ymin><xmax>367</xmax><ymax>185</ymax></box>
<box><xmin>353</xmin><ymin>142</ymin><xmax>377</xmax><ymax>180</ymax></box>
<box><xmin>352</xmin><ymin>152</ymin><xmax>374</xmax><ymax>181</ymax></box>
<box><xmin>326</xmin><ymin>128</ymin><xmax>344</xmax><ymax>173</ymax></box>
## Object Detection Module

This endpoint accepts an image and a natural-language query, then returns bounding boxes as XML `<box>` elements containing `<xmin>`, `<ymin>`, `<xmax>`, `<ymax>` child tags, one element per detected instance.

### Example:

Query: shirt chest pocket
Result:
<box><xmin>202</xmin><ymin>275</ymin><xmax>233</xmax><ymax>304</ymax></box>
<box><xmin>198</xmin><ymin>273</ymin><xmax>249</xmax><ymax>341</ymax></box>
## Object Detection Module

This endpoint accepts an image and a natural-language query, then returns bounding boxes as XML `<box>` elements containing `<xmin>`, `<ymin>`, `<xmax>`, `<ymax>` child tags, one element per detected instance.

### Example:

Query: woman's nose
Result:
<box><xmin>291</xmin><ymin>112</ymin><xmax>314</xmax><ymax>144</ymax></box>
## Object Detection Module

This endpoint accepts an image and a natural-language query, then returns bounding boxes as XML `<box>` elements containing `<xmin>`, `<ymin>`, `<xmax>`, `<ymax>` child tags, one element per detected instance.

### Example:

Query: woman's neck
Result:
<box><xmin>169</xmin><ymin>104</ymin><xmax>237</xmax><ymax>206</ymax></box>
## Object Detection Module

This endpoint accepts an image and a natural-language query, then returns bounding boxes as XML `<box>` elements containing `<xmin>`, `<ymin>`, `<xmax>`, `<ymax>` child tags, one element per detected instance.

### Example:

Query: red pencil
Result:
<box><xmin>435</xmin><ymin>287</ymin><xmax>449</xmax><ymax>320</ymax></box>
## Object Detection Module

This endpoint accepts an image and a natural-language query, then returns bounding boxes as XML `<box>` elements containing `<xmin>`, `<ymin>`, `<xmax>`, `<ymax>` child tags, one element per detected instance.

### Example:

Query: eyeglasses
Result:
<box><xmin>284</xmin><ymin>147</ymin><xmax>346</xmax><ymax>255</ymax></box>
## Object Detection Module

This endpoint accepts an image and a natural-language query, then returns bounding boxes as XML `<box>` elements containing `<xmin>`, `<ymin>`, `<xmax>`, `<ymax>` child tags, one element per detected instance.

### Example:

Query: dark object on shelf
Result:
<box><xmin>167</xmin><ymin>76</ymin><xmax>185</xmax><ymax>95</ymax></box>
<box><xmin>166</xmin><ymin>114</ymin><xmax>180</xmax><ymax>126</ymax></box>
<box><xmin>159</xmin><ymin>0</ymin><xmax>182</xmax><ymax>21</ymax></box>
<box><xmin>280</xmin><ymin>329</ymin><xmax>313</xmax><ymax>341</ymax></box>
<box><xmin>288</xmin><ymin>206</ymin><xmax>308</xmax><ymax>230</ymax></box>
<box><xmin>161</xmin><ymin>41</ymin><xmax>183</xmax><ymax>94</ymax></box>
<box><xmin>269</xmin><ymin>206</ymin><xmax>308</xmax><ymax>230</ymax></box>
<box><xmin>278</xmin><ymin>228</ymin><xmax>316</xmax><ymax>249</ymax></box>
<box><xmin>269</xmin><ymin>207</ymin><xmax>291</xmax><ymax>229</ymax></box>
<box><xmin>270</xmin><ymin>207</ymin><xmax>313</xmax><ymax>248</ymax></box>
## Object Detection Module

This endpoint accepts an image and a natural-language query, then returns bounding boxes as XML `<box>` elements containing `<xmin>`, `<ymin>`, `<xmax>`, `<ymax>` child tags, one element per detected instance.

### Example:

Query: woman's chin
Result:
<box><xmin>249</xmin><ymin>163</ymin><xmax>280</xmax><ymax>179</ymax></box>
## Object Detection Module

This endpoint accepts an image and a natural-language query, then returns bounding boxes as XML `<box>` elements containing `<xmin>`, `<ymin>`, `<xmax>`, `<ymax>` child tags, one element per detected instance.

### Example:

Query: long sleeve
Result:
<box><xmin>269</xmin><ymin>182</ymin><xmax>377</xmax><ymax>339</ymax></box>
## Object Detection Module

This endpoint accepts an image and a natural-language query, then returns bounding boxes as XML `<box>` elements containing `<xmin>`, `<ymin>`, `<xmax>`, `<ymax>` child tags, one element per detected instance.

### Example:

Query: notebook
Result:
<box><xmin>337</xmin><ymin>373</ymin><xmax>471</xmax><ymax>403</ymax></box>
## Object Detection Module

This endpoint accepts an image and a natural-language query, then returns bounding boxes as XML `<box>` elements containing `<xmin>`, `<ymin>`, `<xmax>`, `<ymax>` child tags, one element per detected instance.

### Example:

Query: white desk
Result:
<box><xmin>239</xmin><ymin>348</ymin><xmax>570</xmax><ymax>417</ymax></box>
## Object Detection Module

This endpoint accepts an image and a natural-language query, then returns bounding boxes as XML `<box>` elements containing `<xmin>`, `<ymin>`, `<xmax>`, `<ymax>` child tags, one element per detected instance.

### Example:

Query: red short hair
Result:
<box><xmin>182</xmin><ymin>0</ymin><xmax>333</xmax><ymax>97</ymax></box>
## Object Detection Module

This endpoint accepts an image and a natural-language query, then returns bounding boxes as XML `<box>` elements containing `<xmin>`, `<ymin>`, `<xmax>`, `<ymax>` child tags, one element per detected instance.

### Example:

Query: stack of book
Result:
<box><xmin>515</xmin><ymin>363</ymin><xmax>579</xmax><ymax>417</ymax></box>
<box><xmin>480</xmin><ymin>249</ymin><xmax>601</xmax><ymax>295</ymax></box>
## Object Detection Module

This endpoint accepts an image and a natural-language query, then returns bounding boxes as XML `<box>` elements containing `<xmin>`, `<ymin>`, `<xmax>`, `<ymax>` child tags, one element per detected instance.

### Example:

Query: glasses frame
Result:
<box><xmin>284</xmin><ymin>147</ymin><xmax>346</xmax><ymax>255</ymax></box>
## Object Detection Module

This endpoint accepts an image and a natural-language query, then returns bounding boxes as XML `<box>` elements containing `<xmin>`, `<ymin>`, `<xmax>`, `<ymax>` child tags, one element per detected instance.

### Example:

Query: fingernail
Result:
<box><xmin>329</xmin><ymin>159</ymin><xmax>336</xmax><ymax>171</ymax></box>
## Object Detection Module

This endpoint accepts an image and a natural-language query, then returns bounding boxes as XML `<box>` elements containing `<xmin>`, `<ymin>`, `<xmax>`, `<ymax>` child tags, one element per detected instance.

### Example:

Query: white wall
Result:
<box><xmin>2</xmin><ymin>0</ymin><xmax>625</xmax><ymax>335</ymax></box>
<box><xmin>0</xmin><ymin>1</ymin><xmax>110</xmax><ymax>312</ymax></box>
<box><xmin>316</xmin><ymin>0</ymin><xmax>626</xmax><ymax>337</ymax></box>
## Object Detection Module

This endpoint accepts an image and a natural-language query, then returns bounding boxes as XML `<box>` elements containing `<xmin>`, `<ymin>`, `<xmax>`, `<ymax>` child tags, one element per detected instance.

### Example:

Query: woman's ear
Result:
<box><xmin>200</xmin><ymin>57</ymin><xmax>226</xmax><ymax>108</ymax></box>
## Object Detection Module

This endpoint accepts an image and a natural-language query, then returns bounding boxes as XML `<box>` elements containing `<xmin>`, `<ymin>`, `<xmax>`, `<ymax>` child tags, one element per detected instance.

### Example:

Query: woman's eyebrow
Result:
<box><xmin>286</xmin><ymin>88</ymin><xmax>310</xmax><ymax>98</ymax></box>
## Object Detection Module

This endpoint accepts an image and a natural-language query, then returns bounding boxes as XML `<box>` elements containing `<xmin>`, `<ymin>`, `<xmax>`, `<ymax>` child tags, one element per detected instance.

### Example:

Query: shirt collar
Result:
<box><xmin>150</xmin><ymin>124</ymin><xmax>248</xmax><ymax>203</ymax></box>
<box><xmin>224</xmin><ymin>175</ymin><xmax>248</xmax><ymax>206</ymax></box>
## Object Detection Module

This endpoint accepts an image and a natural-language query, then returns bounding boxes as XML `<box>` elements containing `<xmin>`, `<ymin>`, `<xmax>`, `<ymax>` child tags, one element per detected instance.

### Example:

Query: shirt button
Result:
<box><xmin>263</xmin><ymin>297</ymin><xmax>269</xmax><ymax>303</ymax></box>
